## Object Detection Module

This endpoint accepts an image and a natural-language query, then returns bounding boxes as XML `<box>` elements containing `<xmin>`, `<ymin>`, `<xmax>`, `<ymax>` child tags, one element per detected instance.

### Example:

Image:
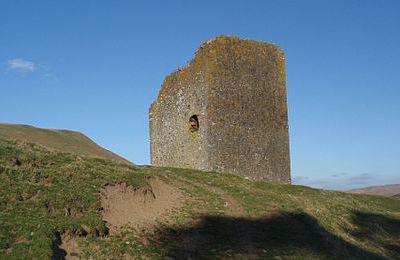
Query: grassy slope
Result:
<box><xmin>0</xmin><ymin>138</ymin><xmax>146</xmax><ymax>259</ymax></box>
<box><xmin>0</xmin><ymin>123</ymin><xmax>130</xmax><ymax>164</ymax></box>
<box><xmin>0</xmin><ymin>138</ymin><xmax>399</xmax><ymax>259</ymax></box>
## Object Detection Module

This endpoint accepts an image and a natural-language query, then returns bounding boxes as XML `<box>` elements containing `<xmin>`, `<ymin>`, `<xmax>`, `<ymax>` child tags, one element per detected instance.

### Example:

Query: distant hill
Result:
<box><xmin>348</xmin><ymin>184</ymin><xmax>400</xmax><ymax>197</ymax></box>
<box><xmin>0</xmin><ymin>123</ymin><xmax>131</xmax><ymax>164</ymax></box>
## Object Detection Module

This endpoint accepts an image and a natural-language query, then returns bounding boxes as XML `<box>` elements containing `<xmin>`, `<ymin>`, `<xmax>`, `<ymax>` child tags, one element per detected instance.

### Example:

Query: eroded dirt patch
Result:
<box><xmin>100</xmin><ymin>178</ymin><xmax>183</xmax><ymax>232</ymax></box>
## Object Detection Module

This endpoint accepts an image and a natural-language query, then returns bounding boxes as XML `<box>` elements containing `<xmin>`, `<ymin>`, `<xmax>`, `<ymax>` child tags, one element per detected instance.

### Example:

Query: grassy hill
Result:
<box><xmin>0</xmin><ymin>137</ymin><xmax>399</xmax><ymax>259</ymax></box>
<box><xmin>0</xmin><ymin>123</ymin><xmax>130</xmax><ymax>164</ymax></box>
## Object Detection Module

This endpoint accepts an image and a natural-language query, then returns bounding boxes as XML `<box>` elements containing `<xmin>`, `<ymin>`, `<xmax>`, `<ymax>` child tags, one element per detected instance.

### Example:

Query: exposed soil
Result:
<box><xmin>100</xmin><ymin>177</ymin><xmax>183</xmax><ymax>232</ymax></box>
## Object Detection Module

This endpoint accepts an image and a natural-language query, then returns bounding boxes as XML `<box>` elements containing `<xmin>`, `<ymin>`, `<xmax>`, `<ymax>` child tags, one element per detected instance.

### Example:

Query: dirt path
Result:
<box><xmin>160</xmin><ymin>173</ymin><xmax>258</xmax><ymax>256</ymax></box>
<box><xmin>168</xmin><ymin>173</ymin><xmax>246</xmax><ymax>217</ymax></box>
<box><xmin>201</xmin><ymin>183</ymin><xmax>246</xmax><ymax>217</ymax></box>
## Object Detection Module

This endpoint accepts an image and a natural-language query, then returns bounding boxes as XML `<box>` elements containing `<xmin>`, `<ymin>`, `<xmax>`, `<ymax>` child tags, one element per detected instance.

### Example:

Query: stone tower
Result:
<box><xmin>149</xmin><ymin>36</ymin><xmax>291</xmax><ymax>183</ymax></box>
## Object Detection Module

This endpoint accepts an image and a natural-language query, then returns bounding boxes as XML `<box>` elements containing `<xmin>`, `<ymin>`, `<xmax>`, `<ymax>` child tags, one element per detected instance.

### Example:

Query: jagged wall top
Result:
<box><xmin>150</xmin><ymin>35</ymin><xmax>284</xmax><ymax>112</ymax></box>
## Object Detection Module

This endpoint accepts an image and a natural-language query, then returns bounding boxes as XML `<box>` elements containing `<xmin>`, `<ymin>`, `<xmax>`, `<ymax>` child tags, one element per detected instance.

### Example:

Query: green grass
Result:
<box><xmin>0</xmin><ymin>137</ymin><xmax>399</xmax><ymax>259</ymax></box>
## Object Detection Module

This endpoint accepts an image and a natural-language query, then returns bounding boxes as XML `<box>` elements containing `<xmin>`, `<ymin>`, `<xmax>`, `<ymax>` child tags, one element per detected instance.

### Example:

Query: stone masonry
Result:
<box><xmin>149</xmin><ymin>36</ymin><xmax>291</xmax><ymax>183</ymax></box>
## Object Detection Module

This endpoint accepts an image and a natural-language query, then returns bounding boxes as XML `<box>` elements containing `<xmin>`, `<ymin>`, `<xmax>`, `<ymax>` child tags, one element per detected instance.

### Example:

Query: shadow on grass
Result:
<box><xmin>350</xmin><ymin>211</ymin><xmax>400</xmax><ymax>259</ymax></box>
<box><xmin>151</xmin><ymin>212</ymin><xmax>388</xmax><ymax>259</ymax></box>
<box><xmin>51</xmin><ymin>232</ymin><xmax>66</xmax><ymax>260</ymax></box>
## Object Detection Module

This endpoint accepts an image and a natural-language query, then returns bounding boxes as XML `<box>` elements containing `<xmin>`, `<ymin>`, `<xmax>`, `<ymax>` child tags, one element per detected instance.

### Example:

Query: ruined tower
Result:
<box><xmin>149</xmin><ymin>36</ymin><xmax>291</xmax><ymax>183</ymax></box>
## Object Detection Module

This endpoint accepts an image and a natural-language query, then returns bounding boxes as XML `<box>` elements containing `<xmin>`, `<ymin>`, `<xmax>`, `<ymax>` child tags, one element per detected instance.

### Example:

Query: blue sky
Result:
<box><xmin>1</xmin><ymin>1</ymin><xmax>399</xmax><ymax>190</ymax></box>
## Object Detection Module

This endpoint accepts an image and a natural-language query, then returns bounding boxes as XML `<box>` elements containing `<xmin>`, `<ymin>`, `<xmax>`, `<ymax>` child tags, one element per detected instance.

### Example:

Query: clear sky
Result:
<box><xmin>1</xmin><ymin>1</ymin><xmax>399</xmax><ymax>190</ymax></box>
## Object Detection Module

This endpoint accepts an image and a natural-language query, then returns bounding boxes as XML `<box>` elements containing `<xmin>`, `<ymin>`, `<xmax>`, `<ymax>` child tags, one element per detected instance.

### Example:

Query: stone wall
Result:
<box><xmin>149</xmin><ymin>47</ymin><xmax>212</xmax><ymax>170</ymax></box>
<box><xmin>149</xmin><ymin>36</ymin><xmax>291</xmax><ymax>183</ymax></box>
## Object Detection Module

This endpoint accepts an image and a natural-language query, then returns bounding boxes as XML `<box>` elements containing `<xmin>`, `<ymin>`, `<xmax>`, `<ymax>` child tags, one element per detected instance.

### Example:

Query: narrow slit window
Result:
<box><xmin>189</xmin><ymin>115</ymin><xmax>199</xmax><ymax>132</ymax></box>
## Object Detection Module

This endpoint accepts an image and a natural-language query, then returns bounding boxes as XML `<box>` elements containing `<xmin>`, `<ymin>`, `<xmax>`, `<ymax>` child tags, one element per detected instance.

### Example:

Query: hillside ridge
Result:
<box><xmin>349</xmin><ymin>184</ymin><xmax>400</xmax><ymax>197</ymax></box>
<box><xmin>0</xmin><ymin>123</ymin><xmax>130</xmax><ymax>164</ymax></box>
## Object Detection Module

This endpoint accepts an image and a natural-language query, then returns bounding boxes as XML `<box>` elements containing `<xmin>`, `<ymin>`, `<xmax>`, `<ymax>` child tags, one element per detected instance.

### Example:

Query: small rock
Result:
<box><xmin>80</xmin><ymin>224</ymin><xmax>92</xmax><ymax>235</ymax></box>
